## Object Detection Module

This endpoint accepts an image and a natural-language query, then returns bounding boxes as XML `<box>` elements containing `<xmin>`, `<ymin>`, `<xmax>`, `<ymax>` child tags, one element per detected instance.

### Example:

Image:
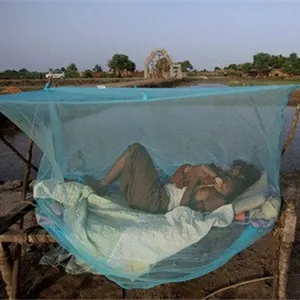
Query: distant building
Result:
<box><xmin>269</xmin><ymin>69</ymin><xmax>289</xmax><ymax>77</ymax></box>
<box><xmin>247</xmin><ymin>69</ymin><xmax>271</xmax><ymax>78</ymax></box>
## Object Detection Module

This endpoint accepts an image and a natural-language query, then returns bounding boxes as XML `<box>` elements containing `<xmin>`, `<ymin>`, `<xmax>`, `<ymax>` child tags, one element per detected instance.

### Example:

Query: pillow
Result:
<box><xmin>233</xmin><ymin>171</ymin><xmax>269</xmax><ymax>215</ymax></box>
<box><xmin>248</xmin><ymin>196</ymin><xmax>280</xmax><ymax>220</ymax></box>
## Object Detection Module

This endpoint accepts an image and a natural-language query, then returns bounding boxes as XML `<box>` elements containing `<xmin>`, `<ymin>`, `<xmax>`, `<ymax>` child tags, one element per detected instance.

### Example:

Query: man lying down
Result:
<box><xmin>84</xmin><ymin>143</ymin><xmax>262</xmax><ymax>214</ymax></box>
<box><xmin>35</xmin><ymin>143</ymin><xmax>265</xmax><ymax>277</ymax></box>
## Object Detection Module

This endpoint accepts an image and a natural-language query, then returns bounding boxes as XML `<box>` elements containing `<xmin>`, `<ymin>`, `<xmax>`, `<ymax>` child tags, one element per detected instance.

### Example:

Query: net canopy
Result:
<box><xmin>0</xmin><ymin>85</ymin><xmax>297</xmax><ymax>289</ymax></box>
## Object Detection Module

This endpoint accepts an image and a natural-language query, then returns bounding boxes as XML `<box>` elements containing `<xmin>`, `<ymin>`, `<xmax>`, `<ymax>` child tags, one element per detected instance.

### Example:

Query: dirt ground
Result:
<box><xmin>0</xmin><ymin>173</ymin><xmax>300</xmax><ymax>299</ymax></box>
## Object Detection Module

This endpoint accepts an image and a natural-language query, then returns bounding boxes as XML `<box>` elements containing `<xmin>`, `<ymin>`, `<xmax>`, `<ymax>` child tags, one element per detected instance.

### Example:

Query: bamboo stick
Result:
<box><xmin>282</xmin><ymin>104</ymin><xmax>300</xmax><ymax>157</ymax></box>
<box><xmin>278</xmin><ymin>185</ymin><xmax>298</xmax><ymax>300</ymax></box>
<box><xmin>20</xmin><ymin>139</ymin><xmax>34</xmax><ymax>228</ymax></box>
<box><xmin>0</xmin><ymin>229</ymin><xmax>55</xmax><ymax>244</ymax></box>
<box><xmin>10</xmin><ymin>245</ymin><xmax>20</xmax><ymax>300</ymax></box>
<box><xmin>0</xmin><ymin>243</ymin><xmax>13</xmax><ymax>299</ymax></box>
<box><xmin>273</xmin><ymin>182</ymin><xmax>299</xmax><ymax>299</ymax></box>
<box><xmin>11</xmin><ymin>139</ymin><xmax>34</xmax><ymax>299</ymax></box>
<box><xmin>0</xmin><ymin>134</ymin><xmax>38</xmax><ymax>172</ymax></box>
<box><xmin>0</xmin><ymin>201</ymin><xmax>34</xmax><ymax>235</ymax></box>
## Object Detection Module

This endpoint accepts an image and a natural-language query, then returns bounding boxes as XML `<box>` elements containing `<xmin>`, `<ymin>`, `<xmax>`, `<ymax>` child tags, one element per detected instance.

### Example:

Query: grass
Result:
<box><xmin>227</xmin><ymin>78</ymin><xmax>300</xmax><ymax>87</ymax></box>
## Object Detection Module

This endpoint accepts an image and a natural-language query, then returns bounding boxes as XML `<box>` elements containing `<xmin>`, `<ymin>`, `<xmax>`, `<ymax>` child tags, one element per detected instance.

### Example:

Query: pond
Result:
<box><xmin>0</xmin><ymin>106</ymin><xmax>298</xmax><ymax>182</ymax></box>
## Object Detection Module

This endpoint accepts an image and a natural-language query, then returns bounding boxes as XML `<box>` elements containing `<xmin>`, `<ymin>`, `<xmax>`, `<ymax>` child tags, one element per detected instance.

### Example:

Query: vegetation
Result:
<box><xmin>64</xmin><ymin>63</ymin><xmax>79</xmax><ymax>78</ymax></box>
<box><xmin>108</xmin><ymin>54</ymin><xmax>136</xmax><ymax>76</ymax></box>
<box><xmin>222</xmin><ymin>52</ymin><xmax>300</xmax><ymax>75</ymax></box>
<box><xmin>93</xmin><ymin>64</ymin><xmax>103</xmax><ymax>73</ymax></box>
<box><xmin>2</xmin><ymin>51</ymin><xmax>300</xmax><ymax>80</ymax></box>
<box><xmin>179</xmin><ymin>60</ymin><xmax>194</xmax><ymax>72</ymax></box>
<box><xmin>0</xmin><ymin>69</ymin><xmax>45</xmax><ymax>80</ymax></box>
<box><xmin>83</xmin><ymin>70</ymin><xmax>93</xmax><ymax>78</ymax></box>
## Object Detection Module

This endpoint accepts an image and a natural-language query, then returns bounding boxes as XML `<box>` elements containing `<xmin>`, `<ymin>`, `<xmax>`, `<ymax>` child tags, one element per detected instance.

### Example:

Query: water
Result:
<box><xmin>186</xmin><ymin>84</ymin><xmax>229</xmax><ymax>89</ymax></box>
<box><xmin>0</xmin><ymin>81</ymin><xmax>298</xmax><ymax>181</ymax></box>
<box><xmin>0</xmin><ymin>107</ymin><xmax>298</xmax><ymax>182</ymax></box>
<box><xmin>281</xmin><ymin>107</ymin><xmax>300</xmax><ymax>172</ymax></box>
<box><xmin>0</xmin><ymin>134</ymin><xmax>42</xmax><ymax>181</ymax></box>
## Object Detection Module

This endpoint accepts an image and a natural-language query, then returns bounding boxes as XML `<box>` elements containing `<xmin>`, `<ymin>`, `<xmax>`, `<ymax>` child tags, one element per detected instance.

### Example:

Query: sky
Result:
<box><xmin>0</xmin><ymin>0</ymin><xmax>300</xmax><ymax>72</ymax></box>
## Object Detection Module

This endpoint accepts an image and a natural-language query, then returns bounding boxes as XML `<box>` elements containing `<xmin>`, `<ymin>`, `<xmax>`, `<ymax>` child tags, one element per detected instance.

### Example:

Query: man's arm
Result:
<box><xmin>169</xmin><ymin>164</ymin><xmax>191</xmax><ymax>188</ymax></box>
<box><xmin>180</xmin><ymin>179</ymin><xmax>199</xmax><ymax>207</ymax></box>
<box><xmin>194</xmin><ymin>187</ymin><xmax>226</xmax><ymax>212</ymax></box>
<box><xmin>201</xmin><ymin>165</ymin><xmax>217</xmax><ymax>178</ymax></box>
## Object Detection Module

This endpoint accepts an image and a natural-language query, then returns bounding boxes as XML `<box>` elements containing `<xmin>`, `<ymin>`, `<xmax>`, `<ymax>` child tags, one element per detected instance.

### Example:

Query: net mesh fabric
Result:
<box><xmin>0</xmin><ymin>85</ymin><xmax>296</xmax><ymax>288</ymax></box>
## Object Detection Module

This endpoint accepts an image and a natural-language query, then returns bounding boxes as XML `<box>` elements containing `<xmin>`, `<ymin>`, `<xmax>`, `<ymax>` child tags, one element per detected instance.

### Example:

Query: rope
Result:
<box><xmin>201</xmin><ymin>276</ymin><xmax>274</xmax><ymax>299</ymax></box>
<box><xmin>21</xmin><ymin>200</ymin><xmax>36</xmax><ymax>207</ymax></box>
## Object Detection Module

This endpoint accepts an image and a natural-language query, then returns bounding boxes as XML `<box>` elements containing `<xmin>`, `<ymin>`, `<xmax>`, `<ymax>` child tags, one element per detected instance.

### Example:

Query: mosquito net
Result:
<box><xmin>0</xmin><ymin>85</ymin><xmax>297</xmax><ymax>289</ymax></box>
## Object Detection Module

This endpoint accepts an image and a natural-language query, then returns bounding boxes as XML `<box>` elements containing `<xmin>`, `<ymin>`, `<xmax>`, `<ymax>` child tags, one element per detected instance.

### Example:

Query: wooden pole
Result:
<box><xmin>0</xmin><ymin>243</ymin><xmax>13</xmax><ymax>299</ymax></box>
<box><xmin>272</xmin><ymin>181</ymin><xmax>299</xmax><ymax>299</ymax></box>
<box><xmin>10</xmin><ymin>139</ymin><xmax>34</xmax><ymax>299</ymax></box>
<box><xmin>0</xmin><ymin>134</ymin><xmax>38</xmax><ymax>172</ymax></box>
<box><xmin>282</xmin><ymin>104</ymin><xmax>300</xmax><ymax>157</ymax></box>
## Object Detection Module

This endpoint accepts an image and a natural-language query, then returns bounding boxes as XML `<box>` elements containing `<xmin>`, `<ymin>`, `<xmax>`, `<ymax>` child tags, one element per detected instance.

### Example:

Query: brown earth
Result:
<box><xmin>0</xmin><ymin>173</ymin><xmax>300</xmax><ymax>299</ymax></box>
<box><xmin>0</xmin><ymin>87</ymin><xmax>23</xmax><ymax>136</ymax></box>
<box><xmin>289</xmin><ymin>89</ymin><xmax>300</xmax><ymax>106</ymax></box>
<box><xmin>0</xmin><ymin>78</ymin><xmax>141</xmax><ymax>88</ymax></box>
<box><xmin>0</xmin><ymin>86</ymin><xmax>23</xmax><ymax>94</ymax></box>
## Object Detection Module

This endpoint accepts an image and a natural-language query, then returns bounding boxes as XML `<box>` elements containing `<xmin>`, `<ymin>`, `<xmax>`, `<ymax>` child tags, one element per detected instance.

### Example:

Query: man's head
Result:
<box><xmin>226</xmin><ymin>161</ymin><xmax>262</xmax><ymax>202</ymax></box>
<box><xmin>212</xmin><ymin>169</ymin><xmax>233</xmax><ymax>196</ymax></box>
<box><xmin>231</xmin><ymin>160</ymin><xmax>248</xmax><ymax>177</ymax></box>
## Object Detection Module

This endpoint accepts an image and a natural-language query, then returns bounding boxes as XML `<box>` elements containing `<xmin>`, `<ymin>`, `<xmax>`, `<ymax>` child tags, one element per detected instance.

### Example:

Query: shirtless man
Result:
<box><xmin>84</xmin><ymin>143</ymin><xmax>257</xmax><ymax>214</ymax></box>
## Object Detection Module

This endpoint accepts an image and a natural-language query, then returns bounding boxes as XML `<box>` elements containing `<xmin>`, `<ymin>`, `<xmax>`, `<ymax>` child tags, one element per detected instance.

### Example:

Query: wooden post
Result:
<box><xmin>0</xmin><ymin>134</ymin><xmax>38</xmax><ymax>172</ymax></box>
<box><xmin>122</xmin><ymin>288</ymin><xmax>127</xmax><ymax>299</ymax></box>
<box><xmin>273</xmin><ymin>182</ymin><xmax>299</xmax><ymax>299</ymax></box>
<box><xmin>0</xmin><ymin>243</ymin><xmax>13</xmax><ymax>299</ymax></box>
<box><xmin>11</xmin><ymin>139</ymin><xmax>34</xmax><ymax>299</ymax></box>
<box><xmin>282</xmin><ymin>104</ymin><xmax>300</xmax><ymax>157</ymax></box>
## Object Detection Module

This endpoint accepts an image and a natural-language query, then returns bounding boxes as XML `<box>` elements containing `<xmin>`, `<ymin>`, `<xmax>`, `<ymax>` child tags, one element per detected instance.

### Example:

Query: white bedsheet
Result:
<box><xmin>34</xmin><ymin>180</ymin><xmax>234</xmax><ymax>277</ymax></box>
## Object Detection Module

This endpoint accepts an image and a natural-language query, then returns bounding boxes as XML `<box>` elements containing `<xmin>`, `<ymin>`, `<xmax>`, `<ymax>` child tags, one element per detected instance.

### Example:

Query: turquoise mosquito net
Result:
<box><xmin>0</xmin><ymin>84</ymin><xmax>297</xmax><ymax>289</ymax></box>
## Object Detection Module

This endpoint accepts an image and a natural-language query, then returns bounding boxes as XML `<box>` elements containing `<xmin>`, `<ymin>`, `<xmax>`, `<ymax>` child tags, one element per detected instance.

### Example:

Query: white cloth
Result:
<box><xmin>34</xmin><ymin>180</ymin><xmax>234</xmax><ymax>278</ymax></box>
<box><xmin>165</xmin><ymin>183</ymin><xmax>187</xmax><ymax>211</ymax></box>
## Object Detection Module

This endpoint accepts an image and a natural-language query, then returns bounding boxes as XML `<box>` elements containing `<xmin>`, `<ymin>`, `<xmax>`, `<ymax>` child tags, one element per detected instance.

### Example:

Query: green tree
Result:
<box><xmin>61</xmin><ymin>67</ymin><xmax>66</xmax><ymax>72</ymax></box>
<box><xmin>83</xmin><ymin>69</ymin><xmax>93</xmax><ymax>78</ymax></box>
<box><xmin>277</xmin><ymin>55</ymin><xmax>286</xmax><ymax>68</ymax></box>
<box><xmin>180</xmin><ymin>60</ymin><xmax>193</xmax><ymax>72</ymax></box>
<box><xmin>252</xmin><ymin>52</ymin><xmax>271</xmax><ymax>71</ymax></box>
<box><xmin>269</xmin><ymin>55</ymin><xmax>280</xmax><ymax>69</ymax></box>
<box><xmin>67</xmin><ymin>63</ymin><xmax>78</xmax><ymax>72</ymax></box>
<box><xmin>65</xmin><ymin>63</ymin><xmax>79</xmax><ymax>78</ymax></box>
<box><xmin>227</xmin><ymin>64</ymin><xmax>238</xmax><ymax>70</ymax></box>
<box><xmin>108</xmin><ymin>54</ymin><xmax>136</xmax><ymax>74</ymax></box>
<box><xmin>241</xmin><ymin>62</ymin><xmax>252</xmax><ymax>73</ymax></box>
<box><xmin>214</xmin><ymin>67</ymin><xmax>221</xmax><ymax>71</ymax></box>
<box><xmin>17</xmin><ymin>68</ymin><xmax>30</xmax><ymax>79</ymax></box>
<box><xmin>93</xmin><ymin>64</ymin><xmax>103</xmax><ymax>72</ymax></box>
<box><xmin>283</xmin><ymin>53</ymin><xmax>300</xmax><ymax>74</ymax></box>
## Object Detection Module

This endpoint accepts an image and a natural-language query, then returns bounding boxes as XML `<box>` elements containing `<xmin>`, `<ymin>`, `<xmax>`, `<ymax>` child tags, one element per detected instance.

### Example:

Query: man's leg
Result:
<box><xmin>84</xmin><ymin>143</ymin><xmax>141</xmax><ymax>195</ymax></box>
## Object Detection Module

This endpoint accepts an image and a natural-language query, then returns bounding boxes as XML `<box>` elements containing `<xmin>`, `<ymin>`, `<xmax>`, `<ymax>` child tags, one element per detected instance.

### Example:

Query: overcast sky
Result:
<box><xmin>0</xmin><ymin>0</ymin><xmax>299</xmax><ymax>71</ymax></box>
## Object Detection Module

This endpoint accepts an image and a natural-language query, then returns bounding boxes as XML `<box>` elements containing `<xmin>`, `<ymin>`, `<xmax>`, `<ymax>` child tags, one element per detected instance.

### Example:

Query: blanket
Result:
<box><xmin>34</xmin><ymin>180</ymin><xmax>234</xmax><ymax>277</ymax></box>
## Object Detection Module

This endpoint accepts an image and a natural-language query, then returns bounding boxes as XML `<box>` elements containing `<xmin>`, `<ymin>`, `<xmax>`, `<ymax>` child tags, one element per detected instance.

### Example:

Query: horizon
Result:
<box><xmin>0</xmin><ymin>0</ymin><xmax>299</xmax><ymax>72</ymax></box>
